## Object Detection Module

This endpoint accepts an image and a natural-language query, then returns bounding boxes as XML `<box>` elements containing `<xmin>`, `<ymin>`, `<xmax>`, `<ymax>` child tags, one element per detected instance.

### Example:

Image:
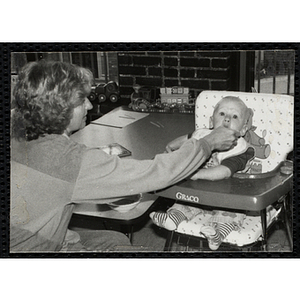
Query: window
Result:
<box><xmin>254</xmin><ymin>50</ymin><xmax>294</xmax><ymax>95</ymax></box>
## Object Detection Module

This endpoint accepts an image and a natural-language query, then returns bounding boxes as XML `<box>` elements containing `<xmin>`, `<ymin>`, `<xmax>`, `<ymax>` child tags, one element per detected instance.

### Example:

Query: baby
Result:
<box><xmin>150</xmin><ymin>96</ymin><xmax>255</xmax><ymax>250</ymax></box>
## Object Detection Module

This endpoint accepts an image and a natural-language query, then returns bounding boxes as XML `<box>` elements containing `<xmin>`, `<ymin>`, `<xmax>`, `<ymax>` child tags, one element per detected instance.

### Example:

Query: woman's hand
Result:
<box><xmin>202</xmin><ymin>126</ymin><xmax>240</xmax><ymax>152</ymax></box>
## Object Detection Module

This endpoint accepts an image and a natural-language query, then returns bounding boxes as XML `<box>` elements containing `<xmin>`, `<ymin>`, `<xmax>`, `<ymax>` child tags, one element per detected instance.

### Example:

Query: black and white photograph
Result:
<box><xmin>1</xmin><ymin>1</ymin><xmax>299</xmax><ymax>297</ymax></box>
<box><xmin>9</xmin><ymin>49</ymin><xmax>295</xmax><ymax>254</ymax></box>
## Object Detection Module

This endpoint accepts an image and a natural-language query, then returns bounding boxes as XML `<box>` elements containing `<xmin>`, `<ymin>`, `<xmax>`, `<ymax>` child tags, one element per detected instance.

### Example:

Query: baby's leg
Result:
<box><xmin>150</xmin><ymin>204</ymin><xmax>203</xmax><ymax>231</ymax></box>
<box><xmin>150</xmin><ymin>210</ymin><xmax>187</xmax><ymax>231</ymax></box>
<box><xmin>150</xmin><ymin>203</ymin><xmax>191</xmax><ymax>231</ymax></box>
<box><xmin>170</xmin><ymin>203</ymin><xmax>203</xmax><ymax>221</ymax></box>
<box><xmin>217</xmin><ymin>222</ymin><xmax>236</xmax><ymax>240</ymax></box>
<box><xmin>201</xmin><ymin>222</ymin><xmax>236</xmax><ymax>250</ymax></box>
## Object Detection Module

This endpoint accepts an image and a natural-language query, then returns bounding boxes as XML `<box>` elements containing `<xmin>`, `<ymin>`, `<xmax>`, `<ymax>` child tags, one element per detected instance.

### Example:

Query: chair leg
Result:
<box><xmin>260</xmin><ymin>208</ymin><xmax>267</xmax><ymax>251</ymax></box>
<box><xmin>283</xmin><ymin>194</ymin><xmax>293</xmax><ymax>250</ymax></box>
<box><xmin>127</xmin><ymin>225</ymin><xmax>134</xmax><ymax>244</ymax></box>
<box><xmin>176</xmin><ymin>235</ymin><xmax>184</xmax><ymax>251</ymax></box>
<box><xmin>186</xmin><ymin>237</ymin><xmax>190</xmax><ymax>251</ymax></box>
<box><xmin>164</xmin><ymin>230</ymin><xmax>174</xmax><ymax>251</ymax></box>
<box><xmin>199</xmin><ymin>239</ymin><xmax>203</xmax><ymax>250</ymax></box>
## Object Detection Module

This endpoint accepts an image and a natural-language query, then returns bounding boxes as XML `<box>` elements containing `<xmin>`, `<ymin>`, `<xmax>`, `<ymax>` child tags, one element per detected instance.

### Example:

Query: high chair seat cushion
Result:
<box><xmin>176</xmin><ymin>205</ymin><xmax>281</xmax><ymax>247</ymax></box>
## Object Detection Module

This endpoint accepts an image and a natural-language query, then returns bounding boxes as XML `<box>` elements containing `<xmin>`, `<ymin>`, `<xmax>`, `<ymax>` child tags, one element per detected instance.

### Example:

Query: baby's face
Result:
<box><xmin>211</xmin><ymin>98</ymin><xmax>247</xmax><ymax>133</ymax></box>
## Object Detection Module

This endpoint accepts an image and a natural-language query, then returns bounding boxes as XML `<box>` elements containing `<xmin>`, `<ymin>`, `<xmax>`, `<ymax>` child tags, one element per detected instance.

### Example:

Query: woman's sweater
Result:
<box><xmin>11</xmin><ymin>134</ymin><xmax>211</xmax><ymax>251</ymax></box>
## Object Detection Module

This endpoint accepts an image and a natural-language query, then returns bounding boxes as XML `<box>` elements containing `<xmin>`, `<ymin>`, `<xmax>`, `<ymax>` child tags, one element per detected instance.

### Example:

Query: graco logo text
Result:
<box><xmin>176</xmin><ymin>192</ymin><xmax>200</xmax><ymax>203</ymax></box>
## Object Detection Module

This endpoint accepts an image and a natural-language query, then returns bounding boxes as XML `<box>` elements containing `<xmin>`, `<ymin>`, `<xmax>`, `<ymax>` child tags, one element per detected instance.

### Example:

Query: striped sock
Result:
<box><xmin>201</xmin><ymin>223</ymin><xmax>236</xmax><ymax>250</ymax></box>
<box><xmin>201</xmin><ymin>225</ymin><xmax>222</xmax><ymax>250</ymax></box>
<box><xmin>150</xmin><ymin>209</ymin><xmax>187</xmax><ymax>231</ymax></box>
<box><xmin>217</xmin><ymin>222</ymin><xmax>236</xmax><ymax>240</ymax></box>
<box><xmin>150</xmin><ymin>212</ymin><xmax>168</xmax><ymax>227</ymax></box>
<box><xmin>167</xmin><ymin>209</ymin><xmax>187</xmax><ymax>229</ymax></box>
<box><xmin>205</xmin><ymin>222</ymin><xmax>236</xmax><ymax>250</ymax></box>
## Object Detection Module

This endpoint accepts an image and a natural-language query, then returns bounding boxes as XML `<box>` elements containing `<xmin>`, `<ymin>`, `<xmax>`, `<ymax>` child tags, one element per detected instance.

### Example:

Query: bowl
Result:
<box><xmin>108</xmin><ymin>194</ymin><xmax>142</xmax><ymax>213</ymax></box>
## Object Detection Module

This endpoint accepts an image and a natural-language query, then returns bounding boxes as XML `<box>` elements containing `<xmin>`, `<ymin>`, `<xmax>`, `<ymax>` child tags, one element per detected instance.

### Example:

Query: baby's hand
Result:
<box><xmin>190</xmin><ymin>171</ymin><xmax>200</xmax><ymax>180</ymax></box>
<box><xmin>205</xmin><ymin>153</ymin><xmax>220</xmax><ymax>168</ymax></box>
<box><xmin>166</xmin><ymin>135</ymin><xmax>188</xmax><ymax>152</ymax></box>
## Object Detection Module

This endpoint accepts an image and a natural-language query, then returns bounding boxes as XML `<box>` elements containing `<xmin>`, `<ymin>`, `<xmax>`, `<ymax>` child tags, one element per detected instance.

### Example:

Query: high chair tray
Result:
<box><xmin>156</xmin><ymin>169</ymin><xmax>292</xmax><ymax>211</ymax></box>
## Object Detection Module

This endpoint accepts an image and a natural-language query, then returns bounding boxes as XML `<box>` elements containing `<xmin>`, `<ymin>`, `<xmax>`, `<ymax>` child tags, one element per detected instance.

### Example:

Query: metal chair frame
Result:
<box><xmin>158</xmin><ymin>91</ymin><xmax>294</xmax><ymax>252</ymax></box>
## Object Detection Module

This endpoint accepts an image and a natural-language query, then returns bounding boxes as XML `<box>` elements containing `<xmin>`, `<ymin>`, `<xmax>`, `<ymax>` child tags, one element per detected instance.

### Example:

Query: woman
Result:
<box><xmin>11</xmin><ymin>60</ymin><xmax>239</xmax><ymax>252</ymax></box>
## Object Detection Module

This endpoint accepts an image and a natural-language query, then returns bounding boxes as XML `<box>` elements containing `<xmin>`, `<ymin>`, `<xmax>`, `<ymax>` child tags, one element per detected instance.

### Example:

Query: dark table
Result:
<box><xmin>70</xmin><ymin>107</ymin><xmax>195</xmax><ymax>239</ymax></box>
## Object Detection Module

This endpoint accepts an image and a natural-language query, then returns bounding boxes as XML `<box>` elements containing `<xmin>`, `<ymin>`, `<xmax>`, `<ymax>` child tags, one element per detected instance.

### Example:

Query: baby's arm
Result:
<box><xmin>191</xmin><ymin>147</ymin><xmax>254</xmax><ymax>181</ymax></box>
<box><xmin>190</xmin><ymin>165</ymin><xmax>231</xmax><ymax>181</ymax></box>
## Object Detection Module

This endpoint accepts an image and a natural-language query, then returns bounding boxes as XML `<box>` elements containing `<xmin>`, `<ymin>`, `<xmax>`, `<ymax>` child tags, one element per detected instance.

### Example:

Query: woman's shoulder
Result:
<box><xmin>47</xmin><ymin>134</ymin><xmax>89</xmax><ymax>163</ymax></box>
<box><xmin>12</xmin><ymin>134</ymin><xmax>89</xmax><ymax>182</ymax></box>
<box><xmin>39</xmin><ymin>134</ymin><xmax>87</xmax><ymax>153</ymax></box>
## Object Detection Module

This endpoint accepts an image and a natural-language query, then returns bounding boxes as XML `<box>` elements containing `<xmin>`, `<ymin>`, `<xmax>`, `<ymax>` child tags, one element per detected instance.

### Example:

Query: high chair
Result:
<box><xmin>157</xmin><ymin>90</ymin><xmax>294</xmax><ymax>251</ymax></box>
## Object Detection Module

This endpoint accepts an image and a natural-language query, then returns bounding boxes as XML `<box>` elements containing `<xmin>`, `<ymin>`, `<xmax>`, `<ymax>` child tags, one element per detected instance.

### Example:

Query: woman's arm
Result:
<box><xmin>72</xmin><ymin>126</ymin><xmax>239</xmax><ymax>202</ymax></box>
<box><xmin>72</xmin><ymin>138</ymin><xmax>212</xmax><ymax>202</ymax></box>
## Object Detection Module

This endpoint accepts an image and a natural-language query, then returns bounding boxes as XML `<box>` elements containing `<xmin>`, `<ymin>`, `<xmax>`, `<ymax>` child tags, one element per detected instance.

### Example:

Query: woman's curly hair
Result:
<box><xmin>11</xmin><ymin>60</ymin><xmax>94</xmax><ymax>141</ymax></box>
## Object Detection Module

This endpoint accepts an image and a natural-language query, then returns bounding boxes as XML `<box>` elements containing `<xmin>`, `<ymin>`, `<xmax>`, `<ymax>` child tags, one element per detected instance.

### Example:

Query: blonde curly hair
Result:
<box><xmin>12</xmin><ymin>60</ymin><xmax>94</xmax><ymax>141</ymax></box>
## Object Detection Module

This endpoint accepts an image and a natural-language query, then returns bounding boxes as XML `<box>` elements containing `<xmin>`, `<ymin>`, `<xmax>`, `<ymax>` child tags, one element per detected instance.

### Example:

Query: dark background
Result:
<box><xmin>1</xmin><ymin>43</ymin><xmax>299</xmax><ymax>258</ymax></box>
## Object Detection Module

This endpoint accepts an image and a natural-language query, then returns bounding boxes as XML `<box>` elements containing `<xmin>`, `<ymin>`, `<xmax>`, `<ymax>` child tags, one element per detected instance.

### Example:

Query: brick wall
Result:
<box><xmin>118</xmin><ymin>51</ymin><xmax>235</xmax><ymax>105</ymax></box>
